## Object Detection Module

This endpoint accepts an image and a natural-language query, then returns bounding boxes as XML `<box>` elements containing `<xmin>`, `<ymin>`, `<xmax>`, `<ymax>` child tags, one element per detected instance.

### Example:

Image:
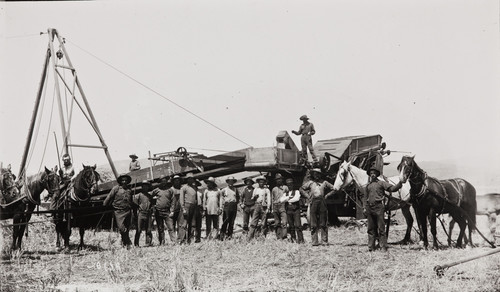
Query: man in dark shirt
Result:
<box><xmin>153</xmin><ymin>177</ymin><xmax>173</xmax><ymax>244</ymax></box>
<box><xmin>364</xmin><ymin>166</ymin><xmax>404</xmax><ymax>251</ymax></box>
<box><xmin>134</xmin><ymin>180</ymin><xmax>154</xmax><ymax>247</ymax></box>
<box><xmin>104</xmin><ymin>174</ymin><xmax>133</xmax><ymax>247</ymax></box>
<box><xmin>169</xmin><ymin>175</ymin><xmax>184</xmax><ymax>243</ymax></box>
<box><xmin>240</xmin><ymin>177</ymin><xmax>256</xmax><ymax>232</ymax></box>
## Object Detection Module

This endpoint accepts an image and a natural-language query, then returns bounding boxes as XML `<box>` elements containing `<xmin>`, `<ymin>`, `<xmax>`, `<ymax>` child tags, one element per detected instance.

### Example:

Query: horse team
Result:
<box><xmin>1</xmin><ymin>155</ymin><xmax>499</xmax><ymax>251</ymax></box>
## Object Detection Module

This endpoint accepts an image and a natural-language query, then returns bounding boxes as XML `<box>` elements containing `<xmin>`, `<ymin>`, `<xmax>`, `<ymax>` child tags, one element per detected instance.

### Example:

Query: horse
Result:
<box><xmin>332</xmin><ymin>161</ymin><xmax>417</xmax><ymax>244</ymax></box>
<box><xmin>449</xmin><ymin>193</ymin><xmax>500</xmax><ymax>245</ymax></box>
<box><xmin>1</xmin><ymin>167</ymin><xmax>61</xmax><ymax>250</ymax></box>
<box><xmin>54</xmin><ymin>164</ymin><xmax>100</xmax><ymax>250</ymax></box>
<box><xmin>398</xmin><ymin>155</ymin><xmax>477</xmax><ymax>249</ymax></box>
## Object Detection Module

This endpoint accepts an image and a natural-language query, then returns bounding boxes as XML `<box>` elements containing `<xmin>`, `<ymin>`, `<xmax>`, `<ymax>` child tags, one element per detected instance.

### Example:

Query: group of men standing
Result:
<box><xmin>102</xmin><ymin>114</ymin><xmax>404</xmax><ymax>251</ymax></box>
<box><xmin>103</xmin><ymin>166</ymin><xmax>339</xmax><ymax>248</ymax></box>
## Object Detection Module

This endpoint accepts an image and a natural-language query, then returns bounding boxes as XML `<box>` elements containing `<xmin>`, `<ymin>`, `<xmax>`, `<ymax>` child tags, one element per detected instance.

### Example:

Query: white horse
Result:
<box><xmin>332</xmin><ymin>161</ymin><xmax>418</xmax><ymax>244</ymax></box>
<box><xmin>449</xmin><ymin>193</ymin><xmax>500</xmax><ymax>246</ymax></box>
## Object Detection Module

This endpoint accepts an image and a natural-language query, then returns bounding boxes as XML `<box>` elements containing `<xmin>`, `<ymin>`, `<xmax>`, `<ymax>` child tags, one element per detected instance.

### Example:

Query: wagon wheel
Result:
<box><xmin>176</xmin><ymin>147</ymin><xmax>188</xmax><ymax>157</ymax></box>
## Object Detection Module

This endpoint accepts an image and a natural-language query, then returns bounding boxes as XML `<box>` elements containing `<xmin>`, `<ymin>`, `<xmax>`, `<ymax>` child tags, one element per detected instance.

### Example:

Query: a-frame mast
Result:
<box><xmin>19</xmin><ymin>28</ymin><xmax>119</xmax><ymax>179</ymax></box>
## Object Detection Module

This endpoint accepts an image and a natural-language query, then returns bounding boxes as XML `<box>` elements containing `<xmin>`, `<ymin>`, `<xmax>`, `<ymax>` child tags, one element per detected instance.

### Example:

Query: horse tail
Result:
<box><xmin>461</xmin><ymin>179</ymin><xmax>477</xmax><ymax>231</ymax></box>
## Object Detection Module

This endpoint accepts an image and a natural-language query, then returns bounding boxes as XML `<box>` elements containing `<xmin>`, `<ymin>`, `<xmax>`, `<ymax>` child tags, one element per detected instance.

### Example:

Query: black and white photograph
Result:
<box><xmin>1</xmin><ymin>1</ymin><xmax>499</xmax><ymax>291</ymax></box>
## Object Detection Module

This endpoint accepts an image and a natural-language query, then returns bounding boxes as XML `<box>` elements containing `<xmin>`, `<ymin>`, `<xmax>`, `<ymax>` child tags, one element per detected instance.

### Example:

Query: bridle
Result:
<box><xmin>74</xmin><ymin>167</ymin><xmax>99</xmax><ymax>199</ymax></box>
<box><xmin>401</xmin><ymin>160</ymin><xmax>428</xmax><ymax>198</ymax></box>
<box><xmin>42</xmin><ymin>171</ymin><xmax>61</xmax><ymax>196</ymax></box>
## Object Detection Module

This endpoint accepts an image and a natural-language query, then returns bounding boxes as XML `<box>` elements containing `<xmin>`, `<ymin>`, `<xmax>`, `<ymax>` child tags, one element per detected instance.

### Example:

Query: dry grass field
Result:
<box><xmin>1</xmin><ymin>212</ymin><xmax>499</xmax><ymax>292</ymax></box>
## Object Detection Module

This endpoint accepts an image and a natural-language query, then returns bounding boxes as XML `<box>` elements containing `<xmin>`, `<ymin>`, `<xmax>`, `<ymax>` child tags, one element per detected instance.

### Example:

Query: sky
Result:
<box><xmin>1</xmin><ymin>1</ymin><xmax>499</xmax><ymax>182</ymax></box>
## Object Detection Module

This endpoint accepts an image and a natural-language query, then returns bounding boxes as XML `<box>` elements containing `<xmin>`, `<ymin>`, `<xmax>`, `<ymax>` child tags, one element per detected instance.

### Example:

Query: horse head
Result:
<box><xmin>397</xmin><ymin>155</ymin><xmax>416</xmax><ymax>183</ymax></box>
<box><xmin>79</xmin><ymin>164</ymin><xmax>100</xmax><ymax>195</ymax></box>
<box><xmin>333</xmin><ymin>161</ymin><xmax>354</xmax><ymax>191</ymax></box>
<box><xmin>0</xmin><ymin>167</ymin><xmax>16</xmax><ymax>191</ymax></box>
<box><xmin>41</xmin><ymin>166</ymin><xmax>61</xmax><ymax>197</ymax></box>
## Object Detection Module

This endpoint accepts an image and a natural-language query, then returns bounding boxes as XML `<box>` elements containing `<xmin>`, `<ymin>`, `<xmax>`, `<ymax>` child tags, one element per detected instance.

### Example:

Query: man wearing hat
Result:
<box><xmin>168</xmin><ymin>175</ymin><xmax>184</xmax><ymax>242</ymax></box>
<box><xmin>364</xmin><ymin>165</ymin><xmax>404</xmax><ymax>252</ymax></box>
<box><xmin>203</xmin><ymin>177</ymin><xmax>221</xmax><ymax>239</ymax></box>
<box><xmin>271</xmin><ymin>173</ymin><xmax>289</xmax><ymax>240</ymax></box>
<box><xmin>152</xmin><ymin>177</ymin><xmax>174</xmax><ymax>244</ymax></box>
<box><xmin>248</xmin><ymin>176</ymin><xmax>271</xmax><ymax>240</ymax></box>
<box><xmin>240</xmin><ymin>177</ymin><xmax>256</xmax><ymax>232</ymax></box>
<box><xmin>133</xmin><ymin>180</ymin><xmax>154</xmax><ymax>246</ymax></box>
<box><xmin>179</xmin><ymin>173</ymin><xmax>200</xmax><ymax>244</ymax></box>
<box><xmin>220</xmin><ymin>176</ymin><xmax>240</xmax><ymax>240</ymax></box>
<box><xmin>282</xmin><ymin>178</ymin><xmax>305</xmax><ymax>244</ymax></box>
<box><xmin>104</xmin><ymin>173</ymin><xmax>133</xmax><ymax>247</ymax></box>
<box><xmin>292</xmin><ymin>115</ymin><xmax>318</xmax><ymax>165</ymax></box>
<box><xmin>193</xmin><ymin>179</ymin><xmax>204</xmax><ymax>243</ymax></box>
<box><xmin>300</xmin><ymin>169</ymin><xmax>335</xmax><ymax>246</ymax></box>
<box><xmin>129</xmin><ymin>154</ymin><xmax>141</xmax><ymax>172</ymax></box>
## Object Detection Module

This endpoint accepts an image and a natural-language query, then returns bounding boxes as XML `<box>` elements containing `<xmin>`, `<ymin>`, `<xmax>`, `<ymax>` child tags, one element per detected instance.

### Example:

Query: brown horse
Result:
<box><xmin>54</xmin><ymin>164</ymin><xmax>100</xmax><ymax>250</ymax></box>
<box><xmin>1</xmin><ymin>167</ymin><xmax>61</xmax><ymax>250</ymax></box>
<box><xmin>398</xmin><ymin>156</ymin><xmax>476</xmax><ymax>249</ymax></box>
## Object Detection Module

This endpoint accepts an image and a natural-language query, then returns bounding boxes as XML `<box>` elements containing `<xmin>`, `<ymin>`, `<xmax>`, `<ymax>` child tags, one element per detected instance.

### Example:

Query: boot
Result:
<box><xmin>297</xmin><ymin>229</ymin><xmax>305</xmax><ymax>244</ymax></box>
<box><xmin>380</xmin><ymin>235</ymin><xmax>388</xmax><ymax>251</ymax></box>
<box><xmin>368</xmin><ymin>234</ymin><xmax>376</xmax><ymax>251</ymax></box>
<box><xmin>321</xmin><ymin>227</ymin><xmax>328</xmax><ymax>244</ymax></box>
<box><xmin>311</xmin><ymin>229</ymin><xmax>319</xmax><ymax>246</ymax></box>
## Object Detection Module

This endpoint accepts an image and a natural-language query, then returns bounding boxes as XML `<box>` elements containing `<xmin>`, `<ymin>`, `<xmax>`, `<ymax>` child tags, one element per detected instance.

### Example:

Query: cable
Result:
<box><xmin>24</xmin><ymin>66</ymin><xmax>51</xmax><ymax>177</ymax></box>
<box><xmin>37</xmin><ymin>90</ymin><xmax>56</xmax><ymax>172</ymax></box>
<box><xmin>66</xmin><ymin>39</ymin><xmax>252</xmax><ymax>147</ymax></box>
<box><xmin>3</xmin><ymin>33</ymin><xmax>42</xmax><ymax>39</ymax></box>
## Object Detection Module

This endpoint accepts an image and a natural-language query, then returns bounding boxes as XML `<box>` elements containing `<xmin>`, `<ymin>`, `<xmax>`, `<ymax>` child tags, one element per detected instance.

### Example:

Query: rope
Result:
<box><xmin>37</xmin><ymin>88</ymin><xmax>56</xmax><ymax>172</ymax></box>
<box><xmin>66</xmin><ymin>39</ymin><xmax>252</xmax><ymax>148</ymax></box>
<box><xmin>3</xmin><ymin>33</ymin><xmax>42</xmax><ymax>39</ymax></box>
<box><xmin>21</xmin><ymin>66</ymin><xmax>51</xmax><ymax>179</ymax></box>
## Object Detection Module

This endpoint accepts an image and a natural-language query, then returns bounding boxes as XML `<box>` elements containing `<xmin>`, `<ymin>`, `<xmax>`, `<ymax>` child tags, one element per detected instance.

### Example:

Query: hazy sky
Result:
<box><xmin>1</xmin><ymin>1</ymin><xmax>499</xmax><ymax>178</ymax></box>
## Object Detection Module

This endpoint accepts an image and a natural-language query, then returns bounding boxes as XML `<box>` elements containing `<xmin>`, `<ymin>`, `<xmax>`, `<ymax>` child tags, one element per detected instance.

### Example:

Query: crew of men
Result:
<box><xmin>103</xmin><ymin>114</ymin><xmax>404</xmax><ymax>251</ymax></box>
<box><xmin>103</xmin><ymin>168</ymin><xmax>344</xmax><ymax>247</ymax></box>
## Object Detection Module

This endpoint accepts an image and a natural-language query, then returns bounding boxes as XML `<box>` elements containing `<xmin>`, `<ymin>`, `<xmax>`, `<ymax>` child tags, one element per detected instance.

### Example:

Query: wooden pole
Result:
<box><xmin>51</xmin><ymin>28</ymin><xmax>119</xmax><ymax>179</ymax></box>
<box><xmin>47</xmin><ymin>28</ymin><xmax>68</xmax><ymax>155</ymax></box>
<box><xmin>434</xmin><ymin>247</ymin><xmax>500</xmax><ymax>277</ymax></box>
<box><xmin>18</xmin><ymin>45</ymin><xmax>51</xmax><ymax>179</ymax></box>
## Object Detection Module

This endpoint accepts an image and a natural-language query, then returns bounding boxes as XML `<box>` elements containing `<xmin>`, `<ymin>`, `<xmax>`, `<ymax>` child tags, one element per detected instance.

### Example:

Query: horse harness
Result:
<box><xmin>405</xmin><ymin>162</ymin><xmax>450</xmax><ymax>215</ymax></box>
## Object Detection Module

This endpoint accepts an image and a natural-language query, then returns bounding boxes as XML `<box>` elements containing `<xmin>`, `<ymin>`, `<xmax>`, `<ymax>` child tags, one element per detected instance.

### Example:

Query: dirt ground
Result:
<box><xmin>1</xmin><ymin>212</ymin><xmax>499</xmax><ymax>292</ymax></box>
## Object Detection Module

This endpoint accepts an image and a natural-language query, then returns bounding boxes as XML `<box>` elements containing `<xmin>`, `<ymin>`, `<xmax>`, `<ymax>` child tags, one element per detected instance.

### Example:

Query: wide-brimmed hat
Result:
<box><xmin>159</xmin><ymin>176</ymin><xmax>172</xmax><ymax>185</ymax></box>
<box><xmin>204</xmin><ymin>177</ymin><xmax>217</xmax><ymax>186</ymax></box>
<box><xmin>255</xmin><ymin>175</ymin><xmax>267</xmax><ymax>183</ymax></box>
<box><xmin>275</xmin><ymin>173</ymin><xmax>283</xmax><ymax>181</ymax></box>
<box><xmin>226</xmin><ymin>176</ymin><xmax>237</xmax><ymax>184</ymax></box>
<box><xmin>117</xmin><ymin>173</ymin><xmax>132</xmax><ymax>184</ymax></box>
<box><xmin>62</xmin><ymin>153</ymin><xmax>71</xmax><ymax>160</ymax></box>
<box><xmin>172</xmin><ymin>175</ymin><xmax>181</xmax><ymax>181</ymax></box>
<box><xmin>367</xmin><ymin>167</ymin><xmax>381</xmax><ymax>176</ymax></box>
<box><xmin>299</xmin><ymin>115</ymin><xmax>309</xmax><ymax>121</ymax></box>
<box><xmin>129</xmin><ymin>154</ymin><xmax>138</xmax><ymax>159</ymax></box>
<box><xmin>244</xmin><ymin>177</ymin><xmax>255</xmax><ymax>185</ymax></box>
